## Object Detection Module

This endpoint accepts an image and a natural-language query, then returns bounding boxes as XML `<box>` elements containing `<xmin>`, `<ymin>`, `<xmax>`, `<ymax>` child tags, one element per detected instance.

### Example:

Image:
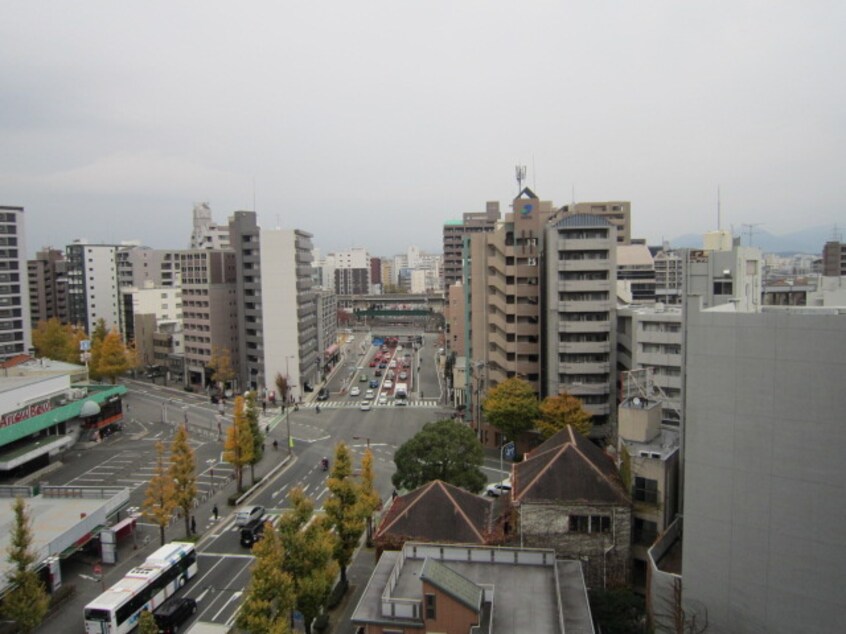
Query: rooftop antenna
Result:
<box><xmin>742</xmin><ymin>222</ymin><xmax>763</xmax><ymax>247</ymax></box>
<box><xmin>831</xmin><ymin>223</ymin><xmax>843</xmax><ymax>242</ymax></box>
<box><xmin>515</xmin><ymin>165</ymin><xmax>526</xmax><ymax>195</ymax></box>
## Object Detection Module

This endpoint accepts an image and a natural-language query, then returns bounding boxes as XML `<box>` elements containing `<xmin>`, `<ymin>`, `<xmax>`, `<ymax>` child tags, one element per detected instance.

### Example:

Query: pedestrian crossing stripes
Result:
<box><xmin>301</xmin><ymin>400</ymin><xmax>441</xmax><ymax>409</ymax></box>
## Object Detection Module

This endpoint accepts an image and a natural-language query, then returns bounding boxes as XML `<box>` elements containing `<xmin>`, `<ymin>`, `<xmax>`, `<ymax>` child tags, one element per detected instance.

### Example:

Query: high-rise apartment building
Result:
<box><xmin>442</xmin><ymin>201</ymin><xmax>500</xmax><ymax>289</ymax></box>
<box><xmin>0</xmin><ymin>206</ymin><xmax>31</xmax><ymax>359</ymax></box>
<box><xmin>333</xmin><ymin>247</ymin><xmax>371</xmax><ymax>295</ymax></box>
<box><xmin>467</xmin><ymin>189</ymin><xmax>555</xmax><ymax>444</ymax></box>
<box><xmin>315</xmin><ymin>289</ymin><xmax>339</xmax><ymax>379</ymax></box>
<box><xmin>822</xmin><ymin>240</ymin><xmax>846</xmax><ymax>276</ymax></box>
<box><xmin>229</xmin><ymin>211</ymin><xmax>318</xmax><ymax>398</ymax></box>
<box><xmin>179</xmin><ymin>249</ymin><xmax>238</xmax><ymax>388</ymax></box>
<box><xmin>28</xmin><ymin>247</ymin><xmax>68</xmax><ymax>328</ymax></box>
<box><xmin>117</xmin><ymin>246</ymin><xmax>181</xmax><ymax>289</ymax></box>
<box><xmin>66</xmin><ymin>241</ymin><xmax>122</xmax><ymax>335</ymax></box>
<box><xmin>556</xmin><ymin>201</ymin><xmax>631</xmax><ymax>245</ymax></box>
<box><xmin>617</xmin><ymin>243</ymin><xmax>656</xmax><ymax>303</ymax></box>
<box><xmin>190</xmin><ymin>202</ymin><xmax>231</xmax><ymax>250</ymax></box>
<box><xmin>543</xmin><ymin>213</ymin><xmax>617</xmax><ymax>430</ymax></box>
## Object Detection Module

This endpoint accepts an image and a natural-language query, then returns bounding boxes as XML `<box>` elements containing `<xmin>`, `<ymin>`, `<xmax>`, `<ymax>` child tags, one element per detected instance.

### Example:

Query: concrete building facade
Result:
<box><xmin>821</xmin><ymin>240</ymin><xmax>846</xmax><ymax>276</ymax></box>
<box><xmin>28</xmin><ymin>247</ymin><xmax>68</xmax><ymax>330</ymax></box>
<box><xmin>0</xmin><ymin>206</ymin><xmax>30</xmax><ymax>360</ymax></box>
<box><xmin>543</xmin><ymin>213</ymin><xmax>617</xmax><ymax>429</ymax></box>
<box><xmin>178</xmin><ymin>250</ymin><xmax>239</xmax><ymax>389</ymax></box>
<box><xmin>442</xmin><ymin>201</ymin><xmax>501</xmax><ymax>290</ymax></box>
<box><xmin>678</xmin><ymin>302</ymin><xmax>846</xmax><ymax>633</ymax></box>
<box><xmin>190</xmin><ymin>202</ymin><xmax>231</xmax><ymax>250</ymax></box>
<box><xmin>66</xmin><ymin>242</ymin><xmax>122</xmax><ymax>336</ymax></box>
<box><xmin>556</xmin><ymin>201</ymin><xmax>631</xmax><ymax>245</ymax></box>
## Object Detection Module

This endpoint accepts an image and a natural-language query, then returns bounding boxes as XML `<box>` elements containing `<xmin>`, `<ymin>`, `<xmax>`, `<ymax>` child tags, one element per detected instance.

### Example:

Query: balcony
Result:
<box><xmin>557</xmin><ymin>300</ymin><xmax>610</xmax><ymax>313</ymax></box>
<box><xmin>558</xmin><ymin>279</ymin><xmax>611</xmax><ymax>293</ymax></box>
<box><xmin>558</xmin><ymin>320</ymin><xmax>610</xmax><ymax>333</ymax></box>
<box><xmin>559</xmin><ymin>341</ymin><xmax>610</xmax><ymax>354</ymax></box>
<box><xmin>557</xmin><ymin>238</ymin><xmax>610</xmax><ymax>251</ymax></box>
<box><xmin>559</xmin><ymin>361</ymin><xmax>610</xmax><ymax>374</ymax></box>
<box><xmin>558</xmin><ymin>259</ymin><xmax>609</xmax><ymax>272</ymax></box>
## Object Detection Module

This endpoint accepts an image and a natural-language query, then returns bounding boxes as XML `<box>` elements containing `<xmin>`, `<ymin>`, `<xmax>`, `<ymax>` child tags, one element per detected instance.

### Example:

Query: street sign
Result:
<box><xmin>503</xmin><ymin>441</ymin><xmax>516</xmax><ymax>461</ymax></box>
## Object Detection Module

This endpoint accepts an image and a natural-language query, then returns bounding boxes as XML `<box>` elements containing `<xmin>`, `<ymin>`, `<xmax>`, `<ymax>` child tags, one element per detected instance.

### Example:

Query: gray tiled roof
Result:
<box><xmin>420</xmin><ymin>557</ymin><xmax>483</xmax><ymax>612</ymax></box>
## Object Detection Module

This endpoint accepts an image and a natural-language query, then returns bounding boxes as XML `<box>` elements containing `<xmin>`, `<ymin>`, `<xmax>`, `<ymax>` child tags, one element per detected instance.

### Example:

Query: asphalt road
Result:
<box><xmin>41</xmin><ymin>330</ymin><xmax>479</xmax><ymax>632</ymax></box>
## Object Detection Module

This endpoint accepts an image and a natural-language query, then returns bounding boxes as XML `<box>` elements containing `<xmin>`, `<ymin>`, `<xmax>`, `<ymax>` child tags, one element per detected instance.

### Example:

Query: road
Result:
<box><xmin>44</xmin><ymin>331</ymin><xmax>479</xmax><ymax>632</ymax></box>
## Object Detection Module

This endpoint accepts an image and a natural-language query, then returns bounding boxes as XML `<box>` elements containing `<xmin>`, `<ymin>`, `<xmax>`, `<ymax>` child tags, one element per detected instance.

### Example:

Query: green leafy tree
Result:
<box><xmin>245</xmin><ymin>391</ymin><xmax>264</xmax><ymax>485</ymax></box>
<box><xmin>392</xmin><ymin>419</ymin><xmax>486</xmax><ymax>493</ymax></box>
<box><xmin>97</xmin><ymin>329</ymin><xmax>131</xmax><ymax>384</ymax></box>
<box><xmin>482</xmin><ymin>377</ymin><xmax>539</xmax><ymax>442</ymax></box>
<box><xmin>223</xmin><ymin>396</ymin><xmax>254</xmax><ymax>493</ymax></box>
<box><xmin>237</xmin><ymin>524</ymin><xmax>295</xmax><ymax>633</ymax></box>
<box><xmin>279</xmin><ymin>488</ymin><xmax>339</xmax><ymax>634</ymax></box>
<box><xmin>1</xmin><ymin>498</ymin><xmax>50</xmax><ymax>633</ymax></box>
<box><xmin>169</xmin><ymin>424</ymin><xmax>198</xmax><ymax>538</ymax></box>
<box><xmin>537</xmin><ymin>392</ymin><xmax>593</xmax><ymax>438</ymax></box>
<box><xmin>137</xmin><ymin>609</ymin><xmax>159</xmax><ymax>634</ymax></box>
<box><xmin>143</xmin><ymin>441</ymin><xmax>177</xmax><ymax>545</ymax></box>
<box><xmin>325</xmin><ymin>442</ymin><xmax>365</xmax><ymax>584</ymax></box>
<box><xmin>358</xmin><ymin>448</ymin><xmax>382</xmax><ymax>545</ymax></box>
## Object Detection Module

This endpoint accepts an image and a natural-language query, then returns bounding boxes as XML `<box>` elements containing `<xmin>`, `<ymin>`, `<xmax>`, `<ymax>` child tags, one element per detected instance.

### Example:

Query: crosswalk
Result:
<box><xmin>301</xmin><ymin>399</ymin><xmax>441</xmax><ymax>409</ymax></box>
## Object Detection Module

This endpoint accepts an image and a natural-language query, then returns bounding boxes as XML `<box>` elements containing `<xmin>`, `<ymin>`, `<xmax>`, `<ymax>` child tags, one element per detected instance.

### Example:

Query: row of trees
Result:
<box><xmin>238</xmin><ymin>443</ymin><xmax>381</xmax><ymax>634</ymax></box>
<box><xmin>32</xmin><ymin>317</ymin><xmax>134</xmax><ymax>383</ymax></box>
<box><xmin>142</xmin><ymin>424</ymin><xmax>198</xmax><ymax>544</ymax></box>
<box><xmin>483</xmin><ymin>376</ymin><xmax>593</xmax><ymax>441</ymax></box>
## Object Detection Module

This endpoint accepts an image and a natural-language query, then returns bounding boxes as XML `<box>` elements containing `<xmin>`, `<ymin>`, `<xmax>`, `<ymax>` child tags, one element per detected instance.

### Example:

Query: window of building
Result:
<box><xmin>568</xmin><ymin>514</ymin><xmax>610</xmax><ymax>533</ymax></box>
<box><xmin>634</xmin><ymin>477</ymin><xmax>658</xmax><ymax>504</ymax></box>
<box><xmin>425</xmin><ymin>593</ymin><xmax>436</xmax><ymax>619</ymax></box>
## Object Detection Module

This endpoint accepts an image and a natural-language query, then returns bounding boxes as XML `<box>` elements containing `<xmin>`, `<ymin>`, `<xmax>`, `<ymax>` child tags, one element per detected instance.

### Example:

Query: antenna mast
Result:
<box><xmin>515</xmin><ymin>165</ymin><xmax>526</xmax><ymax>195</ymax></box>
<box><xmin>742</xmin><ymin>222</ymin><xmax>763</xmax><ymax>247</ymax></box>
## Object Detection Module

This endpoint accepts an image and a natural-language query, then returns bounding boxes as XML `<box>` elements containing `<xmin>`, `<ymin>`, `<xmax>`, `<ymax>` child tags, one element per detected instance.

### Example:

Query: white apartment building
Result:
<box><xmin>258</xmin><ymin>229</ymin><xmax>318</xmax><ymax>401</ymax></box>
<box><xmin>130</xmin><ymin>282</ymin><xmax>182</xmax><ymax>323</ymax></box>
<box><xmin>0</xmin><ymin>206</ymin><xmax>31</xmax><ymax>359</ymax></box>
<box><xmin>66</xmin><ymin>241</ymin><xmax>122</xmax><ymax>335</ymax></box>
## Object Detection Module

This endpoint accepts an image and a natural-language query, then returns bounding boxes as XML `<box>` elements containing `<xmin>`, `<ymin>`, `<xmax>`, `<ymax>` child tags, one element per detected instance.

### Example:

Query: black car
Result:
<box><xmin>317</xmin><ymin>387</ymin><xmax>329</xmax><ymax>401</ymax></box>
<box><xmin>240</xmin><ymin>517</ymin><xmax>266</xmax><ymax>548</ymax></box>
<box><xmin>153</xmin><ymin>596</ymin><xmax>197</xmax><ymax>633</ymax></box>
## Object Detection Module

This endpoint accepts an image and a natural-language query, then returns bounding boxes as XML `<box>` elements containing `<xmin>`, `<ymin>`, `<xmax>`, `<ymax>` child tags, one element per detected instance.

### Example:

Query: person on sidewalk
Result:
<box><xmin>191</xmin><ymin>516</ymin><xmax>197</xmax><ymax>535</ymax></box>
<box><xmin>212</xmin><ymin>504</ymin><xmax>219</xmax><ymax>521</ymax></box>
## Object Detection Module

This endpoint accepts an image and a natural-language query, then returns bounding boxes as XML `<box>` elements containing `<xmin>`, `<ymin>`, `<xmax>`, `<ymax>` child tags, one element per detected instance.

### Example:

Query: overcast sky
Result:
<box><xmin>2</xmin><ymin>1</ymin><xmax>844</xmax><ymax>257</ymax></box>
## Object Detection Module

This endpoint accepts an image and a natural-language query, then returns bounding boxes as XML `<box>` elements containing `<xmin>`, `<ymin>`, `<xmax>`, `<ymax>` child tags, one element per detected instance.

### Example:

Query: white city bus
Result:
<box><xmin>83</xmin><ymin>541</ymin><xmax>198</xmax><ymax>634</ymax></box>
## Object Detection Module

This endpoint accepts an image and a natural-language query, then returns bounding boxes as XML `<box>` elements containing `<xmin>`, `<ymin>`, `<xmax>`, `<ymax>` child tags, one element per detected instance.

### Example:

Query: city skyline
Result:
<box><xmin>3</xmin><ymin>2</ymin><xmax>844</xmax><ymax>256</ymax></box>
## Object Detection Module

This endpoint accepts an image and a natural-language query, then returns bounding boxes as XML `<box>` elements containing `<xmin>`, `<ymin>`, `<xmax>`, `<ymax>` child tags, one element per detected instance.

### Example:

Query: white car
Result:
<box><xmin>365</xmin><ymin>389</ymin><xmax>375</xmax><ymax>399</ymax></box>
<box><xmin>384</xmin><ymin>380</ymin><xmax>393</xmax><ymax>389</ymax></box>
<box><xmin>378</xmin><ymin>394</ymin><xmax>388</xmax><ymax>405</ymax></box>
<box><xmin>485</xmin><ymin>480</ymin><xmax>512</xmax><ymax>497</ymax></box>
<box><xmin>350</xmin><ymin>386</ymin><xmax>361</xmax><ymax>397</ymax></box>
<box><xmin>234</xmin><ymin>505</ymin><xmax>265</xmax><ymax>526</ymax></box>
<box><xmin>360</xmin><ymin>400</ymin><xmax>372</xmax><ymax>411</ymax></box>
<box><xmin>389</xmin><ymin>360</ymin><xmax>397</xmax><ymax>368</ymax></box>
<box><xmin>399</xmin><ymin>371</ymin><xmax>407</xmax><ymax>380</ymax></box>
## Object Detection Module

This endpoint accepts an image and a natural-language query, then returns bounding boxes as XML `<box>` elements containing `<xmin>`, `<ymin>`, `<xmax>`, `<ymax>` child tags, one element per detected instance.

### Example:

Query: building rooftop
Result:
<box><xmin>351</xmin><ymin>542</ymin><xmax>594</xmax><ymax>633</ymax></box>
<box><xmin>617</xmin><ymin>244</ymin><xmax>655</xmax><ymax>267</ymax></box>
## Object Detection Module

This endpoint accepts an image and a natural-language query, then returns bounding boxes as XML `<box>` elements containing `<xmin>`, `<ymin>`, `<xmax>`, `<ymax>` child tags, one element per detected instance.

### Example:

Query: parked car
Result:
<box><xmin>153</xmin><ymin>596</ymin><xmax>197</xmax><ymax>633</ymax></box>
<box><xmin>485</xmin><ymin>480</ymin><xmax>512</xmax><ymax>497</ymax></box>
<box><xmin>350</xmin><ymin>386</ymin><xmax>361</xmax><ymax>397</ymax></box>
<box><xmin>235</xmin><ymin>505</ymin><xmax>265</xmax><ymax>526</ymax></box>
<box><xmin>240</xmin><ymin>517</ymin><xmax>266</xmax><ymax>548</ymax></box>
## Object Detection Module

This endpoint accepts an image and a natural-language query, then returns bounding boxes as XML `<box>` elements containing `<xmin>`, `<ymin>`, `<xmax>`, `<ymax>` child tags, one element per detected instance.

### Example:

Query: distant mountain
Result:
<box><xmin>667</xmin><ymin>225</ymin><xmax>836</xmax><ymax>255</ymax></box>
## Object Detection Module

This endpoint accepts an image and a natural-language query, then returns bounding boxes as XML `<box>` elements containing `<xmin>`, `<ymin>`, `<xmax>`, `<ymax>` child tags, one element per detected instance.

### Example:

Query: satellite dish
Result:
<box><xmin>633</xmin><ymin>397</ymin><xmax>642</xmax><ymax>407</ymax></box>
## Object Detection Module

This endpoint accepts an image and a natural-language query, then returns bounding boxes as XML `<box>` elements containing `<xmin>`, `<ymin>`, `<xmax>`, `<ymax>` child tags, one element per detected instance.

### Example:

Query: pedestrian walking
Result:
<box><xmin>191</xmin><ymin>516</ymin><xmax>197</xmax><ymax>535</ymax></box>
<box><xmin>212</xmin><ymin>504</ymin><xmax>219</xmax><ymax>521</ymax></box>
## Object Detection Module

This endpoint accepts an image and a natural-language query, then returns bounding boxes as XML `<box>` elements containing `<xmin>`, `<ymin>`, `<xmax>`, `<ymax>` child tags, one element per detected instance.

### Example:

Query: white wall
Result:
<box><xmin>260</xmin><ymin>230</ymin><xmax>301</xmax><ymax>401</ymax></box>
<box><xmin>84</xmin><ymin>246</ymin><xmax>120</xmax><ymax>333</ymax></box>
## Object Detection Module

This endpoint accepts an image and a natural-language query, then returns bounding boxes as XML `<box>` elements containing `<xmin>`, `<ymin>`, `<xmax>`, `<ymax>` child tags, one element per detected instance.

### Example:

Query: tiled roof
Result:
<box><xmin>420</xmin><ymin>557</ymin><xmax>483</xmax><ymax>612</ymax></box>
<box><xmin>514</xmin><ymin>426</ymin><xmax>629</xmax><ymax>505</ymax></box>
<box><xmin>375</xmin><ymin>480</ymin><xmax>492</xmax><ymax>544</ymax></box>
<box><xmin>553</xmin><ymin>213</ymin><xmax>612</xmax><ymax>228</ymax></box>
<box><xmin>0</xmin><ymin>354</ymin><xmax>32</xmax><ymax>369</ymax></box>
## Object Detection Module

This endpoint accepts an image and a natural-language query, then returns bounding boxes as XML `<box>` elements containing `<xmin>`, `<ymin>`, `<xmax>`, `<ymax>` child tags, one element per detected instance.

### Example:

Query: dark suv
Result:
<box><xmin>317</xmin><ymin>387</ymin><xmax>329</xmax><ymax>401</ymax></box>
<box><xmin>240</xmin><ymin>517</ymin><xmax>266</xmax><ymax>548</ymax></box>
<box><xmin>153</xmin><ymin>596</ymin><xmax>197</xmax><ymax>633</ymax></box>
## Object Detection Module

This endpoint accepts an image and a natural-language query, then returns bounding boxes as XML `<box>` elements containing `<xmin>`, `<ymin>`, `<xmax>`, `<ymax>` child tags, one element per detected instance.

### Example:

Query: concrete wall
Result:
<box><xmin>682</xmin><ymin>304</ymin><xmax>846</xmax><ymax>633</ymax></box>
